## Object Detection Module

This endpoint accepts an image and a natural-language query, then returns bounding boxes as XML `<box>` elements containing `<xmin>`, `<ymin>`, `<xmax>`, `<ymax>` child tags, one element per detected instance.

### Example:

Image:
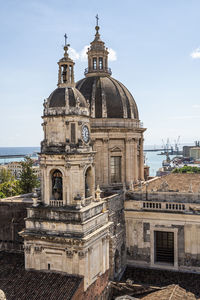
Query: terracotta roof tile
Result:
<box><xmin>141</xmin><ymin>284</ymin><xmax>197</xmax><ymax>300</ymax></box>
<box><xmin>0</xmin><ymin>252</ymin><xmax>83</xmax><ymax>300</ymax></box>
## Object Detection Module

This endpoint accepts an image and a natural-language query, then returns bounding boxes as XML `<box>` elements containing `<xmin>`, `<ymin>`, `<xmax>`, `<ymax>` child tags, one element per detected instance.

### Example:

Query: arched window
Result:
<box><xmin>93</xmin><ymin>57</ymin><xmax>97</xmax><ymax>70</ymax></box>
<box><xmin>99</xmin><ymin>57</ymin><xmax>103</xmax><ymax>69</ymax></box>
<box><xmin>52</xmin><ymin>170</ymin><xmax>63</xmax><ymax>200</ymax></box>
<box><xmin>85</xmin><ymin>167</ymin><xmax>93</xmax><ymax>198</ymax></box>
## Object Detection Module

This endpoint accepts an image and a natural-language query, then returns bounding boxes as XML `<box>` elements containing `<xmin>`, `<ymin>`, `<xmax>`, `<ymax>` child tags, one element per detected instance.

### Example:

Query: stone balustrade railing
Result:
<box><xmin>49</xmin><ymin>200</ymin><xmax>63</xmax><ymax>207</ymax></box>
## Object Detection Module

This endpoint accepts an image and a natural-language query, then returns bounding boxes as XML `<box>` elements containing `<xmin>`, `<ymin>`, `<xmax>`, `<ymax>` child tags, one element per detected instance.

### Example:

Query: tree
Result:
<box><xmin>0</xmin><ymin>168</ymin><xmax>14</xmax><ymax>184</ymax></box>
<box><xmin>19</xmin><ymin>157</ymin><xmax>39</xmax><ymax>194</ymax></box>
<box><xmin>172</xmin><ymin>166</ymin><xmax>200</xmax><ymax>174</ymax></box>
<box><xmin>0</xmin><ymin>180</ymin><xmax>21</xmax><ymax>197</ymax></box>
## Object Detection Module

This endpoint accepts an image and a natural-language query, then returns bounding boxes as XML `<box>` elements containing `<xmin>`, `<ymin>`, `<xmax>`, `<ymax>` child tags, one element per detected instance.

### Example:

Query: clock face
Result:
<box><xmin>82</xmin><ymin>125</ymin><xmax>90</xmax><ymax>143</ymax></box>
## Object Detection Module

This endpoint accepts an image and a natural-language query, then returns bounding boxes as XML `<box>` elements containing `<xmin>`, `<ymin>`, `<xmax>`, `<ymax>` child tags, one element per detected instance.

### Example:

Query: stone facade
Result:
<box><xmin>0</xmin><ymin>195</ymin><xmax>32</xmax><ymax>252</ymax></box>
<box><xmin>18</xmin><ymin>22</ymin><xmax>146</xmax><ymax>297</ymax></box>
<box><xmin>125</xmin><ymin>174</ymin><xmax>200</xmax><ymax>272</ymax></box>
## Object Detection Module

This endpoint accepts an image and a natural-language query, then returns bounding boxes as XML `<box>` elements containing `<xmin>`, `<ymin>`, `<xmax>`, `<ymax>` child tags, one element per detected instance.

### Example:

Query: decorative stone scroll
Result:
<box><xmin>66</xmin><ymin>250</ymin><xmax>74</xmax><ymax>258</ymax></box>
<box><xmin>24</xmin><ymin>245</ymin><xmax>31</xmax><ymax>254</ymax></box>
<box><xmin>34</xmin><ymin>246</ymin><xmax>43</xmax><ymax>253</ymax></box>
<box><xmin>78</xmin><ymin>251</ymin><xmax>86</xmax><ymax>259</ymax></box>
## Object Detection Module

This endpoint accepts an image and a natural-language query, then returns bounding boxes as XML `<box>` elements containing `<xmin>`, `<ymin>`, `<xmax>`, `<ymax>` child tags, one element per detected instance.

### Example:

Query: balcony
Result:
<box><xmin>84</xmin><ymin>67</ymin><xmax>112</xmax><ymax>76</ymax></box>
<box><xmin>49</xmin><ymin>200</ymin><xmax>63</xmax><ymax>207</ymax></box>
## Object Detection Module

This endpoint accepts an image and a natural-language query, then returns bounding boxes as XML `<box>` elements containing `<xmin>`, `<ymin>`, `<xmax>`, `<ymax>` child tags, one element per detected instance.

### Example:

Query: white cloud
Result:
<box><xmin>68</xmin><ymin>45</ymin><xmax>117</xmax><ymax>62</ymax></box>
<box><xmin>191</xmin><ymin>47</ymin><xmax>200</xmax><ymax>59</ymax></box>
<box><xmin>108</xmin><ymin>48</ymin><xmax>117</xmax><ymax>61</ymax></box>
<box><xmin>192</xmin><ymin>104</ymin><xmax>200</xmax><ymax>109</ymax></box>
<box><xmin>80</xmin><ymin>45</ymin><xmax>90</xmax><ymax>61</ymax></box>
<box><xmin>68</xmin><ymin>47</ymin><xmax>80</xmax><ymax>60</ymax></box>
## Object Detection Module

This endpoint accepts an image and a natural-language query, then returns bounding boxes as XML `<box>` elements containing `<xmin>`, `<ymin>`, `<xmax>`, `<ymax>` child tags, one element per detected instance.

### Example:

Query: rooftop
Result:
<box><xmin>0</xmin><ymin>252</ymin><xmax>83</xmax><ymax>300</ymax></box>
<box><xmin>136</xmin><ymin>173</ymin><xmax>200</xmax><ymax>193</ymax></box>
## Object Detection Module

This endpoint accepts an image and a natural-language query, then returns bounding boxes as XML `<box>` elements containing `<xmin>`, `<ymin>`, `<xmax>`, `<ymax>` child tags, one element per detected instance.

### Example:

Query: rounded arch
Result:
<box><xmin>50</xmin><ymin>169</ymin><xmax>63</xmax><ymax>201</ymax></box>
<box><xmin>84</xmin><ymin>165</ymin><xmax>95</xmax><ymax>198</ymax></box>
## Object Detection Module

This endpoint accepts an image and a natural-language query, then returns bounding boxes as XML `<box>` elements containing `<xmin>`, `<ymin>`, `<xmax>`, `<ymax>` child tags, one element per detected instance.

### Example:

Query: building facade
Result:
<box><xmin>19</xmin><ymin>22</ymin><xmax>145</xmax><ymax>295</ymax></box>
<box><xmin>125</xmin><ymin>174</ymin><xmax>200</xmax><ymax>273</ymax></box>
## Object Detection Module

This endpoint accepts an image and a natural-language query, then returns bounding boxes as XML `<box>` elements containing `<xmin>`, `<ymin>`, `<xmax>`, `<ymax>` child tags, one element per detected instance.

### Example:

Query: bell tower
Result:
<box><xmin>21</xmin><ymin>36</ymin><xmax>111</xmax><ymax>291</ymax></box>
<box><xmin>57</xmin><ymin>34</ymin><xmax>75</xmax><ymax>87</ymax></box>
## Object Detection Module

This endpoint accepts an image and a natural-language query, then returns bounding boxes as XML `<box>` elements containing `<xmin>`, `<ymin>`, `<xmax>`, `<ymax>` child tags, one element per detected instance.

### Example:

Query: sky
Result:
<box><xmin>0</xmin><ymin>0</ymin><xmax>200</xmax><ymax>147</ymax></box>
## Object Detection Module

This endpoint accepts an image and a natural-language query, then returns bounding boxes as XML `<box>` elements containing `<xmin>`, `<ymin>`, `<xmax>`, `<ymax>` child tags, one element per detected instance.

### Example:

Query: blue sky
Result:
<box><xmin>0</xmin><ymin>0</ymin><xmax>200</xmax><ymax>147</ymax></box>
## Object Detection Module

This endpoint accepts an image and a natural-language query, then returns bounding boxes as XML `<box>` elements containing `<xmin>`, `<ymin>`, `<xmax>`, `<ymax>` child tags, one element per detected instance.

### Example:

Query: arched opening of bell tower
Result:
<box><xmin>85</xmin><ymin>167</ymin><xmax>93</xmax><ymax>198</ymax></box>
<box><xmin>51</xmin><ymin>170</ymin><xmax>63</xmax><ymax>203</ymax></box>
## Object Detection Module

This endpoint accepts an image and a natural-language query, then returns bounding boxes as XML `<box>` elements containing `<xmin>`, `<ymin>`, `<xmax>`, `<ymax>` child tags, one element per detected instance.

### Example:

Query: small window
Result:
<box><xmin>48</xmin><ymin>263</ymin><xmax>51</xmax><ymax>270</ymax></box>
<box><xmin>71</xmin><ymin>123</ymin><xmax>76</xmax><ymax>144</ymax></box>
<box><xmin>99</xmin><ymin>57</ymin><xmax>103</xmax><ymax>69</ymax></box>
<box><xmin>169</xmin><ymin>204</ymin><xmax>171</xmax><ymax>209</ymax></box>
<box><xmin>93</xmin><ymin>58</ymin><xmax>97</xmax><ymax>70</ymax></box>
<box><xmin>143</xmin><ymin>202</ymin><xmax>145</xmax><ymax>208</ymax></box>
<box><xmin>166</xmin><ymin>204</ymin><xmax>168</xmax><ymax>209</ymax></box>
<box><xmin>159</xmin><ymin>203</ymin><xmax>161</xmax><ymax>209</ymax></box>
<box><xmin>156</xmin><ymin>203</ymin><xmax>158</xmax><ymax>208</ymax></box>
<box><xmin>182</xmin><ymin>204</ymin><xmax>185</xmax><ymax>210</ymax></box>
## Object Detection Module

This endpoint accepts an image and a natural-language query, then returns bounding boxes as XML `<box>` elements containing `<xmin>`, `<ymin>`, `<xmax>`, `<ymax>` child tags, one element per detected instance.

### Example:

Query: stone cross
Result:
<box><xmin>96</xmin><ymin>14</ymin><xmax>99</xmax><ymax>26</ymax></box>
<box><xmin>64</xmin><ymin>33</ymin><xmax>67</xmax><ymax>46</ymax></box>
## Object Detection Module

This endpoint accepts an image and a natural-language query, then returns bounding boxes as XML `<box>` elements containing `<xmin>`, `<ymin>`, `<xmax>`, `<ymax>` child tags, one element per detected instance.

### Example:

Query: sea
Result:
<box><xmin>0</xmin><ymin>146</ymin><xmax>172</xmax><ymax>177</ymax></box>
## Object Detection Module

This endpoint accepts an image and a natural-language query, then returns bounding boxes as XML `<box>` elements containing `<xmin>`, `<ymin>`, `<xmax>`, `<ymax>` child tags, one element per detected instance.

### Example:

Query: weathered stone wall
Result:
<box><xmin>73</xmin><ymin>270</ymin><xmax>110</xmax><ymax>300</ymax></box>
<box><xmin>0</xmin><ymin>200</ymin><xmax>32</xmax><ymax>252</ymax></box>
<box><xmin>105</xmin><ymin>193</ymin><xmax>126</xmax><ymax>279</ymax></box>
<box><xmin>125</xmin><ymin>202</ymin><xmax>200</xmax><ymax>272</ymax></box>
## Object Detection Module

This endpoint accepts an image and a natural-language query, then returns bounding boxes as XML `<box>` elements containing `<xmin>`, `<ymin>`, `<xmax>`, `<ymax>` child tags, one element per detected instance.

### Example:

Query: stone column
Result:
<box><xmin>45</xmin><ymin>166</ymin><xmax>50</xmax><ymax>205</ymax></box>
<box><xmin>103</xmin><ymin>138</ymin><xmax>109</xmax><ymax>185</ymax></box>
<box><xmin>133</xmin><ymin>138</ymin><xmax>138</xmax><ymax>181</ymax></box>
<box><xmin>125</xmin><ymin>138</ymin><xmax>131</xmax><ymax>185</ymax></box>
<box><xmin>139</xmin><ymin>137</ymin><xmax>144</xmax><ymax>180</ymax></box>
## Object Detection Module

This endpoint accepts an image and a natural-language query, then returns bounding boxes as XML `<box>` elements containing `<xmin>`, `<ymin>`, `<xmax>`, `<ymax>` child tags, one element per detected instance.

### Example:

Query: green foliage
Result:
<box><xmin>0</xmin><ymin>180</ymin><xmax>21</xmax><ymax>197</ymax></box>
<box><xmin>172</xmin><ymin>166</ymin><xmax>200</xmax><ymax>174</ymax></box>
<box><xmin>19</xmin><ymin>157</ymin><xmax>39</xmax><ymax>194</ymax></box>
<box><xmin>0</xmin><ymin>168</ymin><xmax>14</xmax><ymax>183</ymax></box>
<box><xmin>0</xmin><ymin>191</ymin><xmax>6</xmax><ymax>199</ymax></box>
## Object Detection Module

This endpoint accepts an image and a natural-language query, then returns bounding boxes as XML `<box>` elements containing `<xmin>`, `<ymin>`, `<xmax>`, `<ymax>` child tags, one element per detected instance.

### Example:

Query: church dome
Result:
<box><xmin>48</xmin><ymin>86</ymin><xmax>87</xmax><ymax>108</ymax></box>
<box><xmin>75</xmin><ymin>22</ymin><xmax>139</xmax><ymax>119</ymax></box>
<box><xmin>76</xmin><ymin>76</ymin><xmax>139</xmax><ymax>119</ymax></box>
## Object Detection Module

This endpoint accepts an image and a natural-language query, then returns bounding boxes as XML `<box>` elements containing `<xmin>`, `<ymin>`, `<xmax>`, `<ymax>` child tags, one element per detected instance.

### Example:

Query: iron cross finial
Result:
<box><xmin>96</xmin><ymin>14</ymin><xmax>99</xmax><ymax>26</ymax></box>
<box><xmin>64</xmin><ymin>33</ymin><xmax>67</xmax><ymax>46</ymax></box>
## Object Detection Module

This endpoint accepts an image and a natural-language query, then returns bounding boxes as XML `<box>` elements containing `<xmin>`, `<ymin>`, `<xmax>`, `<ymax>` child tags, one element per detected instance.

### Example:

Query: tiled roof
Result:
<box><xmin>0</xmin><ymin>252</ymin><xmax>83</xmax><ymax>300</ymax></box>
<box><xmin>123</xmin><ymin>266</ymin><xmax>200</xmax><ymax>298</ymax></box>
<box><xmin>141</xmin><ymin>284</ymin><xmax>196</xmax><ymax>300</ymax></box>
<box><xmin>138</xmin><ymin>173</ymin><xmax>200</xmax><ymax>193</ymax></box>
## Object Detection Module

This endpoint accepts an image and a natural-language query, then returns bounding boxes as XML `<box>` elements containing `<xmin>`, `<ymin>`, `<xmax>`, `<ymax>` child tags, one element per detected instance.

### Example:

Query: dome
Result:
<box><xmin>76</xmin><ymin>76</ymin><xmax>139</xmax><ymax>119</ymax></box>
<box><xmin>48</xmin><ymin>87</ymin><xmax>87</xmax><ymax>108</ymax></box>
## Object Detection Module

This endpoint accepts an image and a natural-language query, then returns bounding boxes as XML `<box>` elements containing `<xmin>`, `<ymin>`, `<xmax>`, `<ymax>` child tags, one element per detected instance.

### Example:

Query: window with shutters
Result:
<box><xmin>154</xmin><ymin>231</ymin><xmax>174</xmax><ymax>264</ymax></box>
<box><xmin>110</xmin><ymin>156</ymin><xmax>121</xmax><ymax>183</ymax></box>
